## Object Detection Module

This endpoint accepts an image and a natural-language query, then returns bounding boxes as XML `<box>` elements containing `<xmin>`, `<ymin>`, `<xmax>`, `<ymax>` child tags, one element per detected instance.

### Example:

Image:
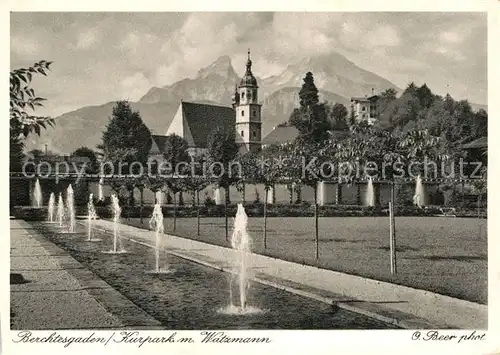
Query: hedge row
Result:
<box><xmin>11</xmin><ymin>203</ymin><xmax>486</xmax><ymax>221</ymax></box>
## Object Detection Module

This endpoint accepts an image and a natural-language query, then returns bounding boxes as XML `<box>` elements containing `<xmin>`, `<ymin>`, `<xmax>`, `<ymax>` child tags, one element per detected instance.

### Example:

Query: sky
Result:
<box><xmin>10</xmin><ymin>12</ymin><xmax>487</xmax><ymax>117</ymax></box>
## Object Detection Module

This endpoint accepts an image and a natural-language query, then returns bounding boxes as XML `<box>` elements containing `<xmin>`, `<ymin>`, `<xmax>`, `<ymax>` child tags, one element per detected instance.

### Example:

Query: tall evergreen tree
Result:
<box><xmin>298</xmin><ymin>71</ymin><xmax>319</xmax><ymax>107</ymax></box>
<box><xmin>100</xmin><ymin>100</ymin><xmax>152</xmax><ymax>175</ymax></box>
<box><xmin>289</xmin><ymin>72</ymin><xmax>331</xmax><ymax>142</ymax></box>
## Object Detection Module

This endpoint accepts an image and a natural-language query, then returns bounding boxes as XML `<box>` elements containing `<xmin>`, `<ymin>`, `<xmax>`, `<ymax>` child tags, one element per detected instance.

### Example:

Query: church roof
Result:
<box><xmin>180</xmin><ymin>101</ymin><xmax>235</xmax><ymax>148</ymax></box>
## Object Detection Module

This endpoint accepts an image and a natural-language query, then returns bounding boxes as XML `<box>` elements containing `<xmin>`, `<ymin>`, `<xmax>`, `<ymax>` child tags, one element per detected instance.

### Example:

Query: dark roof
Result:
<box><xmin>151</xmin><ymin>135</ymin><xmax>168</xmax><ymax>153</ymax></box>
<box><xmin>462</xmin><ymin>136</ymin><xmax>487</xmax><ymax>149</ymax></box>
<box><xmin>350</xmin><ymin>95</ymin><xmax>379</xmax><ymax>102</ymax></box>
<box><xmin>262</xmin><ymin>126</ymin><xmax>299</xmax><ymax>145</ymax></box>
<box><xmin>182</xmin><ymin>101</ymin><xmax>235</xmax><ymax>148</ymax></box>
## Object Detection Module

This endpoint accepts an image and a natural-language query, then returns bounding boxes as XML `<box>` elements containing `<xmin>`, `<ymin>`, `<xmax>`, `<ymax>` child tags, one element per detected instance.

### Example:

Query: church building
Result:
<box><xmin>156</xmin><ymin>51</ymin><xmax>262</xmax><ymax>158</ymax></box>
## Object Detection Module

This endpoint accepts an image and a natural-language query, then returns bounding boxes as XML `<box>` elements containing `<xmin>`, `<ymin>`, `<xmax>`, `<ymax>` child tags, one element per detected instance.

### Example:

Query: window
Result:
<box><xmin>253</xmin><ymin>110</ymin><xmax>256</xmax><ymax>117</ymax></box>
<box><xmin>241</xmin><ymin>110</ymin><xmax>244</xmax><ymax>116</ymax></box>
<box><xmin>241</xmin><ymin>92</ymin><xmax>245</xmax><ymax>100</ymax></box>
<box><xmin>241</xmin><ymin>130</ymin><xmax>244</xmax><ymax>138</ymax></box>
<box><xmin>362</xmin><ymin>106</ymin><xmax>366</xmax><ymax>111</ymax></box>
<box><xmin>252</xmin><ymin>131</ymin><xmax>256</xmax><ymax>138</ymax></box>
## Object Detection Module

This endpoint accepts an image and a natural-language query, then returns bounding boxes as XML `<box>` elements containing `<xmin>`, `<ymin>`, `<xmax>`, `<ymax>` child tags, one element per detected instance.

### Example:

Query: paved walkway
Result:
<box><xmin>91</xmin><ymin>219</ymin><xmax>487</xmax><ymax>329</ymax></box>
<box><xmin>10</xmin><ymin>220</ymin><xmax>162</xmax><ymax>330</ymax></box>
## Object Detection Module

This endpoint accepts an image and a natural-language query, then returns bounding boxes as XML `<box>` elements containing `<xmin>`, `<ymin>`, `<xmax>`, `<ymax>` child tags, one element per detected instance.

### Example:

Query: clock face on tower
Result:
<box><xmin>247</xmin><ymin>91</ymin><xmax>252</xmax><ymax>100</ymax></box>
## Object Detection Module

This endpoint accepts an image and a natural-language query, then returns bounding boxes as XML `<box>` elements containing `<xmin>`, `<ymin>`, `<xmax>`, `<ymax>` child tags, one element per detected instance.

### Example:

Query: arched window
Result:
<box><xmin>241</xmin><ymin>110</ymin><xmax>245</xmax><ymax>116</ymax></box>
<box><xmin>241</xmin><ymin>92</ymin><xmax>245</xmax><ymax>100</ymax></box>
<box><xmin>241</xmin><ymin>130</ymin><xmax>244</xmax><ymax>138</ymax></box>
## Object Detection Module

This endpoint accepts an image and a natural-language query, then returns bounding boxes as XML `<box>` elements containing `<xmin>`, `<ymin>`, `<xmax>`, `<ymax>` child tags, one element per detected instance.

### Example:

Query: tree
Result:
<box><xmin>416</xmin><ymin>83</ymin><xmax>434</xmax><ymax>109</ymax></box>
<box><xmin>163</xmin><ymin>134</ymin><xmax>190</xmax><ymax>232</ymax></box>
<box><xmin>10</xmin><ymin>61</ymin><xmax>55</xmax><ymax>138</ymax></box>
<box><xmin>381</xmin><ymin>88</ymin><xmax>397</xmax><ymax>100</ymax></box>
<box><xmin>71</xmin><ymin>146</ymin><xmax>98</xmax><ymax>173</ymax></box>
<box><xmin>10</xmin><ymin>130</ymin><xmax>25</xmax><ymax>172</ymax></box>
<box><xmin>182</xmin><ymin>154</ymin><xmax>210</xmax><ymax>236</ymax></box>
<box><xmin>207</xmin><ymin>126</ymin><xmax>239</xmax><ymax>241</ymax></box>
<box><xmin>27</xmin><ymin>149</ymin><xmax>44</xmax><ymax>164</ymax></box>
<box><xmin>240</xmin><ymin>146</ymin><xmax>284</xmax><ymax>249</ymax></box>
<box><xmin>289</xmin><ymin>72</ymin><xmax>331</xmax><ymax>142</ymax></box>
<box><xmin>330</xmin><ymin>103</ymin><xmax>349</xmax><ymax>131</ymax></box>
<box><xmin>100</xmin><ymin>101</ymin><xmax>151</xmax><ymax>211</ymax></box>
<box><xmin>284</xmin><ymin>138</ymin><xmax>328</xmax><ymax>260</ymax></box>
<box><xmin>100</xmin><ymin>100</ymin><xmax>152</xmax><ymax>175</ymax></box>
<box><xmin>10</xmin><ymin>61</ymin><xmax>55</xmax><ymax>173</ymax></box>
<box><xmin>473</xmin><ymin>109</ymin><xmax>488</xmax><ymax>139</ymax></box>
<box><xmin>299</xmin><ymin>72</ymin><xmax>319</xmax><ymax>107</ymax></box>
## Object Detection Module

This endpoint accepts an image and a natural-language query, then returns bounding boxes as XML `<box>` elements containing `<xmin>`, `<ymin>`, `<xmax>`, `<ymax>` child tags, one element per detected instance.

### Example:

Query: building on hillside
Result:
<box><xmin>350</xmin><ymin>93</ymin><xmax>379</xmax><ymax>125</ymax></box>
<box><xmin>153</xmin><ymin>50</ymin><xmax>263</xmax><ymax>160</ymax></box>
<box><xmin>462</xmin><ymin>136</ymin><xmax>487</xmax><ymax>168</ymax></box>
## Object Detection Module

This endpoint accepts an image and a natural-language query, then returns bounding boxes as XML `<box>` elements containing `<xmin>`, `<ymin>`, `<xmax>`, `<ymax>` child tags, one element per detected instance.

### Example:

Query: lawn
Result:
<box><xmin>123</xmin><ymin>215</ymin><xmax>487</xmax><ymax>304</ymax></box>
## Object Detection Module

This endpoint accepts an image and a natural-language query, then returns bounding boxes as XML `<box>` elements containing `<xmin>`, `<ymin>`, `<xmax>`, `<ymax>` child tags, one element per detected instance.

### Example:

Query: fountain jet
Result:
<box><xmin>148</xmin><ymin>201</ymin><xmax>168</xmax><ymax>273</ymax></box>
<box><xmin>56</xmin><ymin>193</ymin><xmax>66</xmax><ymax>227</ymax></box>
<box><xmin>413</xmin><ymin>175</ymin><xmax>425</xmax><ymax>208</ymax></box>
<box><xmin>33</xmin><ymin>179</ymin><xmax>42</xmax><ymax>208</ymax></box>
<box><xmin>98</xmin><ymin>177</ymin><xmax>104</xmax><ymax>201</ymax></box>
<box><xmin>230</xmin><ymin>203</ymin><xmax>251</xmax><ymax>313</ymax></box>
<box><xmin>47</xmin><ymin>193</ymin><xmax>55</xmax><ymax>222</ymax></box>
<box><xmin>87</xmin><ymin>193</ymin><xmax>100</xmax><ymax>241</ymax></box>
<box><xmin>66</xmin><ymin>185</ymin><xmax>76</xmax><ymax>233</ymax></box>
<box><xmin>365</xmin><ymin>177</ymin><xmax>375</xmax><ymax>207</ymax></box>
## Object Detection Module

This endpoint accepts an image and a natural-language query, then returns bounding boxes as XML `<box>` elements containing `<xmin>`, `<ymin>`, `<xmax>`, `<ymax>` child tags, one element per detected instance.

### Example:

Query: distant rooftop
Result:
<box><xmin>462</xmin><ymin>136</ymin><xmax>487</xmax><ymax>149</ymax></box>
<box><xmin>262</xmin><ymin>126</ymin><xmax>299</xmax><ymax>145</ymax></box>
<box><xmin>351</xmin><ymin>95</ymin><xmax>378</xmax><ymax>102</ymax></box>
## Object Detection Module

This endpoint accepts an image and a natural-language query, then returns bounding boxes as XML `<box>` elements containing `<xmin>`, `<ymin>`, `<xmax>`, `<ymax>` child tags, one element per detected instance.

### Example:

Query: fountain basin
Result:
<box><xmin>145</xmin><ymin>268</ymin><xmax>174</xmax><ymax>275</ymax></box>
<box><xmin>31</xmin><ymin>223</ymin><xmax>393</xmax><ymax>329</ymax></box>
<box><xmin>101</xmin><ymin>250</ymin><xmax>128</xmax><ymax>254</ymax></box>
<box><xmin>218</xmin><ymin>305</ymin><xmax>265</xmax><ymax>316</ymax></box>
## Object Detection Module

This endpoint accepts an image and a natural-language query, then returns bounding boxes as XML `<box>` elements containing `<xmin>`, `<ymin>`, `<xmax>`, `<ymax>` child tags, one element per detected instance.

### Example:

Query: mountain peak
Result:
<box><xmin>196</xmin><ymin>55</ymin><xmax>237</xmax><ymax>79</ymax></box>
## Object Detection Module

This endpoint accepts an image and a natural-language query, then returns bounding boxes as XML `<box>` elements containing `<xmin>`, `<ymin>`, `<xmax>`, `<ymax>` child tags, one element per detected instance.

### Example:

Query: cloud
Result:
<box><xmin>119</xmin><ymin>72</ymin><xmax>152</xmax><ymax>101</ymax></box>
<box><xmin>75</xmin><ymin>27</ymin><xmax>101</xmax><ymax>50</ymax></box>
<box><xmin>440</xmin><ymin>30</ymin><xmax>463</xmax><ymax>44</ymax></box>
<box><xmin>367</xmin><ymin>25</ymin><xmax>401</xmax><ymax>47</ymax></box>
<box><xmin>435</xmin><ymin>47</ymin><xmax>466</xmax><ymax>61</ymax></box>
<box><xmin>11</xmin><ymin>35</ymin><xmax>40</xmax><ymax>57</ymax></box>
<box><xmin>9</xmin><ymin>12</ymin><xmax>487</xmax><ymax>117</ymax></box>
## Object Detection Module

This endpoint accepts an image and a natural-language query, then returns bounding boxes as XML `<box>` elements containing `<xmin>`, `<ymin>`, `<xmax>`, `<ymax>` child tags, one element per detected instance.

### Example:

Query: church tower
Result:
<box><xmin>234</xmin><ymin>50</ymin><xmax>262</xmax><ymax>154</ymax></box>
